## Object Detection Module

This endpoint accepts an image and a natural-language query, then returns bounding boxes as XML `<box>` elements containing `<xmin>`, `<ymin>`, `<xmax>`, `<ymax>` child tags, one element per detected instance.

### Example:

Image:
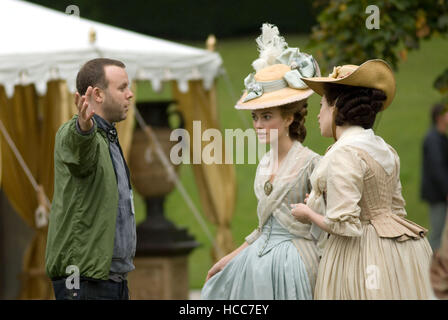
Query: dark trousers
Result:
<box><xmin>52</xmin><ymin>278</ymin><xmax>129</xmax><ymax>300</ymax></box>
<box><xmin>429</xmin><ymin>202</ymin><xmax>448</xmax><ymax>250</ymax></box>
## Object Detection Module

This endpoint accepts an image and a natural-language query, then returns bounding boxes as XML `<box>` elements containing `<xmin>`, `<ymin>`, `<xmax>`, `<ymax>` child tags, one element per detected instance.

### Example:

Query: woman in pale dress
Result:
<box><xmin>291</xmin><ymin>59</ymin><xmax>433</xmax><ymax>299</ymax></box>
<box><xmin>201</xmin><ymin>24</ymin><xmax>322</xmax><ymax>300</ymax></box>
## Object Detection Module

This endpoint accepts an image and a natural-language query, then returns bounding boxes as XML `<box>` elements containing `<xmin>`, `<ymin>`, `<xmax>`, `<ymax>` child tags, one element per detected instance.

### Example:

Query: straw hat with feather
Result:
<box><xmin>235</xmin><ymin>23</ymin><xmax>321</xmax><ymax>110</ymax></box>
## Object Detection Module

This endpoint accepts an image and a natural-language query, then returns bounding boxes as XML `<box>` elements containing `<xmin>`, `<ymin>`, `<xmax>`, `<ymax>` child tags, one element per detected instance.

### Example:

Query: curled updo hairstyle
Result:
<box><xmin>279</xmin><ymin>100</ymin><xmax>308</xmax><ymax>142</ymax></box>
<box><xmin>323</xmin><ymin>83</ymin><xmax>387</xmax><ymax>129</ymax></box>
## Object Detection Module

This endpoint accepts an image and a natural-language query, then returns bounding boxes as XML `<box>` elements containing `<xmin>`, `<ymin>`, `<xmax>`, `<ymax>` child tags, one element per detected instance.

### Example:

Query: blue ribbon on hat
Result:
<box><xmin>242</xmin><ymin>48</ymin><xmax>317</xmax><ymax>103</ymax></box>
<box><xmin>243</xmin><ymin>73</ymin><xmax>264</xmax><ymax>102</ymax></box>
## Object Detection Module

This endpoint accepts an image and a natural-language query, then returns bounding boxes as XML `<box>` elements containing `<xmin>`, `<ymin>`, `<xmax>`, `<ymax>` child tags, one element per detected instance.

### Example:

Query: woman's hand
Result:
<box><xmin>204</xmin><ymin>242</ymin><xmax>249</xmax><ymax>283</ymax></box>
<box><xmin>291</xmin><ymin>201</ymin><xmax>332</xmax><ymax>233</ymax></box>
<box><xmin>205</xmin><ymin>255</ymin><xmax>231</xmax><ymax>282</ymax></box>
<box><xmin>304</xmin><ymin>193</ymin><xmax>310</xmax><ymax>204</ymax></box>
<box><xmin>290</xmin><ymin>203</ymin><xmax>312</xmax><ymax>224</ymax></box>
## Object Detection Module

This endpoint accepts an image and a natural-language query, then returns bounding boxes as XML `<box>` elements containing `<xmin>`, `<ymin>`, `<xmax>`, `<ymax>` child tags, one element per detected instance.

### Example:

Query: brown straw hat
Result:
<box><xmin>301</xmin><ymin>59</ymin><xmax>396</xmax><ymax>110</ymax></box>
<box><xmin>234</xmin><ymin>23</ymin><xmax>321</xmax><ymax>110</ymax></box>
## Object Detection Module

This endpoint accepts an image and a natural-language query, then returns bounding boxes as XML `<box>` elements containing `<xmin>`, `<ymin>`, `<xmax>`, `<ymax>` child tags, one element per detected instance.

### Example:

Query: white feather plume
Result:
<box><xmin>252</xmin><ymin>23</ymin><xmax>288</xmax><ymax>71</ymax></box>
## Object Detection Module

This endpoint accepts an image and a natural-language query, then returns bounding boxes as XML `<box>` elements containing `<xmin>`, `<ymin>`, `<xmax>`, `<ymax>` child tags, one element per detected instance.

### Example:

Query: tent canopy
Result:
<box><xmin>0</xmin><ymin>0</ymin><xmax>223</xmax><ymax>97</ymax></box>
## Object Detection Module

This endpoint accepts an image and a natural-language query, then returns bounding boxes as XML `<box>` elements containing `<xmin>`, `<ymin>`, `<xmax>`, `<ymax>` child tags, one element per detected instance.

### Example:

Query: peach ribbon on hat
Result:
<box><xmin>329</xmin><ymin>65</ymin><xmax>355</xmax><ymax>79</ymax></box>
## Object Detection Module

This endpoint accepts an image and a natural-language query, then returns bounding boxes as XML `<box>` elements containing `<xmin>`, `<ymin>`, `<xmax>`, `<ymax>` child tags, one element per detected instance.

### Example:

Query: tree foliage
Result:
<box><xmin>308</xmin><ymin>0</ymin><xmax>448</xmax><ymax>98</ymax></box>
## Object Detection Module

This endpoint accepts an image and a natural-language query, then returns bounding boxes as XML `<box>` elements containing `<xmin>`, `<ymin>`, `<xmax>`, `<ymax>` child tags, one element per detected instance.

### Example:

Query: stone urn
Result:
<box><xmin>127</xmin><ymin>101</ymin><xmax>199</xmax><ymax>299</ymax></box>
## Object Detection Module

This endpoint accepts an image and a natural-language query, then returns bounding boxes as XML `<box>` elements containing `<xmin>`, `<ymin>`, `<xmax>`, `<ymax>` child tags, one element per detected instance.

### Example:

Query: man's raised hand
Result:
<box><xmin>75</xmin><ymin>86</ymin><xmax>94</xmax><ymax>132</ymax></box>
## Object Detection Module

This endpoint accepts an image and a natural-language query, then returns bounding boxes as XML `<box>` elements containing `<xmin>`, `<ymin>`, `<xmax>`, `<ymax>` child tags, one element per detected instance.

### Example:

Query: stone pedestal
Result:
<box><xmin>128</xmin><ymin>256</ymin><xmax>189</xmax><ymax>300</ymax></box>
<box><xmin>126</xmin><ymin>196</ymin><xmax>199</xmax><ymax>300</ymax></box>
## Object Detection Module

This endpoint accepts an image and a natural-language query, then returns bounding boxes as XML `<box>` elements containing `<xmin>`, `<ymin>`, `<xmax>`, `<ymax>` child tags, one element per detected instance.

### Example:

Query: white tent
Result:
<box><xmin>0</xmin><ymin>0</ymin><xmax>223</xmax><ymax>97</ymax></box>
<box><xmin>0</xmin><ymin>0</ymin><xmax>236</xmax><ymax>300</ymax></box>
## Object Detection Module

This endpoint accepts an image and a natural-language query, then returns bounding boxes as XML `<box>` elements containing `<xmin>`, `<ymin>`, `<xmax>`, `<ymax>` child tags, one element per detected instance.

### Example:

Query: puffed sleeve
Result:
<box><xmin>324</xmin><ymin>147</ymin><xmax>365</xmax><ymax>237</ymax></box>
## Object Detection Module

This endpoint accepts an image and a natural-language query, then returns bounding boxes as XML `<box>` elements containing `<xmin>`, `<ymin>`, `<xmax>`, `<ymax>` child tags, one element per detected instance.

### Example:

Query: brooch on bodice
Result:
<box><xmin>264</xmin><ymin>180</ymin><xmax>273</xmax><ymax>196</ymax></box>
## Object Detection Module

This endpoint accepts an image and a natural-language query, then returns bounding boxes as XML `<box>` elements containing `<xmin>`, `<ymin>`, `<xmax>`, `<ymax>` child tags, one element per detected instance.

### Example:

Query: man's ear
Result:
<box><xmin>92</xmin><ymin>87</ymin><xmax>104</xmax><ymax>103</ymax></box>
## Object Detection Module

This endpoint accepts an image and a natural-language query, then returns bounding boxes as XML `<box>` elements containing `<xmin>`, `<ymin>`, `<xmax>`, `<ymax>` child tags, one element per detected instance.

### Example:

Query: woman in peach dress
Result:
<box><xmin>291</xmin><ymin>60</ymin><xmax>433</xmax><ymax>299</ymax></box>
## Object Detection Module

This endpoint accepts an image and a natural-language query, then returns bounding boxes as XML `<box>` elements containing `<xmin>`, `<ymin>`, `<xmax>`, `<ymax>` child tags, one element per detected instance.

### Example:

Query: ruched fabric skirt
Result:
<box><xmin>314</xmin><ymin>223</ymin><xmax>433</xmax><ymax>299</ymax></box>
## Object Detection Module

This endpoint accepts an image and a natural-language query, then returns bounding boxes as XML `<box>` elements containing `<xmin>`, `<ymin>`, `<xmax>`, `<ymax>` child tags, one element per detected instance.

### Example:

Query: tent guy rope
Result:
<box><xmin>134</xmin><ymin>108</ymin><xmax>224</xmax><ymax>258</ymax></box>
<box><xmin>0</xmin><ymin>118</ymin><xmax>51</xmax><ymax>227</ymax></box>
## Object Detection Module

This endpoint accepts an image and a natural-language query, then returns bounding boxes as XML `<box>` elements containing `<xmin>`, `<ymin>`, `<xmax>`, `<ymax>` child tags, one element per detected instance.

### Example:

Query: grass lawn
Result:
<box><xmin>133</xmin><ymin>34</ymin><xmax>448</xmax><ymax>289</ymax></box>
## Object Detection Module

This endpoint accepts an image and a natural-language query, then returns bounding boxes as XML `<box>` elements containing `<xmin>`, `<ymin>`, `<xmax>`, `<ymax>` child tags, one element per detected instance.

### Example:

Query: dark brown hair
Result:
<box><xmin>279</xmin><ymin>100</ymin><xmax>308</xmax><ymax>142</ymax></box>
<box><xmin>76</xmin><ymin>58</ymin><xmax>126</xmax><ymax>95</ymax></box>
<box><xmin>323</xmin><ymin>83</ymin><xmax>387</xmax><ymax>129</ymax></box>
<box><xmin>431</xmin><ymin>103</ymin><xmax>447</xmax><ymax>125</ymax></box>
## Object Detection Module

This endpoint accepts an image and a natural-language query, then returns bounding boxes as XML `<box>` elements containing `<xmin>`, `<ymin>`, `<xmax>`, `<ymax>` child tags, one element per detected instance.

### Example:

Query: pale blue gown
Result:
<box><xmin>201</xmin><ymin>141</ymin><xmax>321</xmax><ymax>300</ymax></box>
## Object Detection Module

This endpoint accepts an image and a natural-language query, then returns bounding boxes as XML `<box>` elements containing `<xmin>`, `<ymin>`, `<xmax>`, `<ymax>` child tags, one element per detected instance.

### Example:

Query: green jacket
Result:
<box><xmin>45</xmin><ymin>115</ymin><xmax>118</xmax><ymax>280</ymax></box>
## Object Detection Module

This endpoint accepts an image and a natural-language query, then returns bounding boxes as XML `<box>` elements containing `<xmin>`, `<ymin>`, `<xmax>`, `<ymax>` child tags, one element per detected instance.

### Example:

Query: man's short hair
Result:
<box><xmin>431</xmin><ymin>103</ymin><xmax>447</xmax><ymax>125</ymax></box>
<box><xmin>76</xmin><ymin>58</ymin><xmax>126</xmax><ymax>95</ymax></box>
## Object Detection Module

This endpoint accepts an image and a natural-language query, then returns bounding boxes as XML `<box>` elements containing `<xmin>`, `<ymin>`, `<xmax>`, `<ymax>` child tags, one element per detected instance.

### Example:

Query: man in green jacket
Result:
<box><xmin>45</xmin><ymin>58</ymin><xmax>136</xmax><ymax>300</ymax></box>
